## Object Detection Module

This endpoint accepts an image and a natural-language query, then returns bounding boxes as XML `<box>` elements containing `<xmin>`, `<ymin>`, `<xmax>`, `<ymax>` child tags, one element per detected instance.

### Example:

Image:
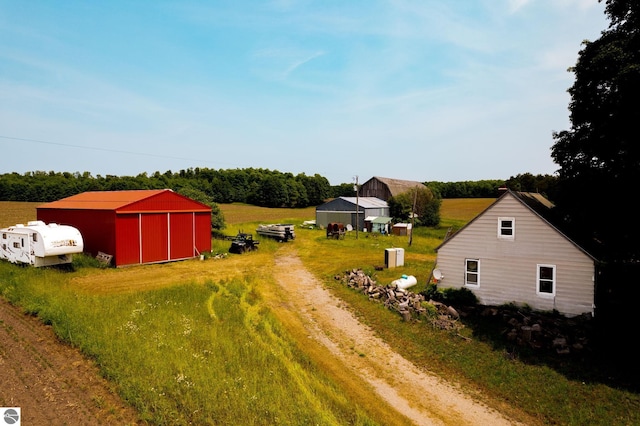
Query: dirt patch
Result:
<box><xmin>0</xmin><ymin>298</ymin><xmax>142</xmax><ymax>425</ymax></box>
<box><xmin>272</xmin><ymin>252</ymin><xmax>527</xmax><ymax>426</ymax></box>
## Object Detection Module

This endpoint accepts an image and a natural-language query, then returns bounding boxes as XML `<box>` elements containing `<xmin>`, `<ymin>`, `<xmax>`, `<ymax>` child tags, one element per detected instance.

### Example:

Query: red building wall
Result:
<box><xmin>115</xmin><ymin>214</ymin><xmax>140</xmax><ymax>266</ymax></box>
<box><xmin>37</xmin><ymin>209</ymin><xmax>117</xmax><ymax>259</ymax></box>
<box><xmin>194</xmin><ymin>213</ymin><xmax>211</xmax><ymax>256</ymax></box>
<box><xmin>170</xmin><ymin>212</ymin><xmax>195</xmax><ymax>260</ymax></box>
<box><xmin>141</xmin><ymin>213</ymin><xmax>169</xmax><ymax>264</ymax></box>
<box><xmin>37</xmin><ymin>190</ymin><xmax>212</xmax><ymax>267</ymax></box>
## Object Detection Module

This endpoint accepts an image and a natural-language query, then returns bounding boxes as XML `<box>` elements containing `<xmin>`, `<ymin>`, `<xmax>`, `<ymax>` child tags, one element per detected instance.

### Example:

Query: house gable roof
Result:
<box><xmin>437</xmin><ymin>189</ymin><xmax>597</xmax><ymax>261</ymax></box>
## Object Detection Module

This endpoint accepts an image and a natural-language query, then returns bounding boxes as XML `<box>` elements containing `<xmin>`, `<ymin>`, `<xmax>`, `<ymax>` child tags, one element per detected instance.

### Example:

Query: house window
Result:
<box><xmin>537</xmin><ymin>264</ymin><xmax>556</xmax><ymax>296</ymax></box>
<box><xmin>498</xmin><ymin>217</ymin><xmax>515</xmax><ymax>240</ymax></box>
<box><xmin>465</xmin><ymin>259</ymin><xmax>480</xmax><ymax>286</ymax></box>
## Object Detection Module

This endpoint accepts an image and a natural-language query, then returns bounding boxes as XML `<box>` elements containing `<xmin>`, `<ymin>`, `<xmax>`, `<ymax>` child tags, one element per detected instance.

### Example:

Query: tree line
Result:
<box><xmin>0</xmin><ymin>168</ymin><xmax>560</xmax><ymax>206</ymax></box>
<box><xmin>0</xmin><ymin>168</ymin><xmax>332</xmax><ymax>207</ymax></box>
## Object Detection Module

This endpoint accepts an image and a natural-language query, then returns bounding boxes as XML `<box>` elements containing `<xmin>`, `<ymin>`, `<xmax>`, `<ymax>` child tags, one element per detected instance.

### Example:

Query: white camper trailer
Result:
<box><xmin>0</xmin><ymin>220</ymin><xmax>84</xmax><ymax>267</ymax></box>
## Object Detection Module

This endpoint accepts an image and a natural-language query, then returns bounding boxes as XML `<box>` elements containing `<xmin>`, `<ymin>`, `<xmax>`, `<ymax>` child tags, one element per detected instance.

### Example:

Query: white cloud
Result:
<box><xmin>283</xmin><ymin>51</ymin><xmax>326</xmax><ymax>78</ymax></box>
<box><xmin>508</xmin><ymin>0</ymin><xmax>533</xmax><ymax>13</ymax></box>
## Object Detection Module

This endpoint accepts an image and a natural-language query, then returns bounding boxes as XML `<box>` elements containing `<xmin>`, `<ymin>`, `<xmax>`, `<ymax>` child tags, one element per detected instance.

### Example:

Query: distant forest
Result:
<box><xmin>0</xmin><ymin>168</ymin><xmax>558</xmax><ymax>208</ymax></box>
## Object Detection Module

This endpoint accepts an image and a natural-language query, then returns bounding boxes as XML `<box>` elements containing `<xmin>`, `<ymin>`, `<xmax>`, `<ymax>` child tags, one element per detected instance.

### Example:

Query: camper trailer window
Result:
<box><xmin>32</xmin><ymin>233</ymin><xmax>38</xmax><ymax>242</ymax></box>
<box><xmin>2</xmin><ymin>233</ymin><xmax>5</xmax><ymax>239</ymax></box>
<box><xmin>13</xmin><ymin>242</ymin><xmax>20</xmax><ymax>249</ymax></box>
<box><xmin>2</xmin><ymin>244</ymin><xmax>5</xmax><ymax>250</ymax></box>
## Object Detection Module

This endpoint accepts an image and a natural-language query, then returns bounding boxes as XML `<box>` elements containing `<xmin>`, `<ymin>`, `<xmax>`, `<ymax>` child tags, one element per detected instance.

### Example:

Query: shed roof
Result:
<box><xmin>365</xmin><ymin>216</ymin><xmax>392</xmax><ymax>224</ymax></box>
<box><xmin>370</xmin><ymin>176</ymin><xmax>426</xmax><ymax>196</ymax></box>
<box><xmin>393</xmin><ymin>223</ymin><xmax>412</xmax><ymax>228</ymax></box>
<box><xmin>338</xmin><ymin>196</ymin><xmax>388</xmax><ymax>209</ymax></box>
<box><xmin>37</xmin><ymin>189</ymin><xmax>210</xmax><ymax>212</ymax></box>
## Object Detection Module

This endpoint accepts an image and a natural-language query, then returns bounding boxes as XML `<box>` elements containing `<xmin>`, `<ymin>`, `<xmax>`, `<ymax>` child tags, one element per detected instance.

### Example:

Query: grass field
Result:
<box><xmin>0</xmin><ymin>199</ymin><xmax>494</xmax><ymax>229</ymax></box>
<box><xmin>1</xmin><ymin>198</ymin><xmax>639</xmax><ymax>425</ymax></box>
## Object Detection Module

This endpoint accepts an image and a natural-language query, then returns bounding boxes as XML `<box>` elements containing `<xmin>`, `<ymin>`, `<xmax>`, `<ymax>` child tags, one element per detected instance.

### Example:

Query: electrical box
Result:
<box><xmin>385</xmin><ymin>248</ymin><xmax>397</xmax><ymax>268</ymax></box>
<box><xmin>395</xmin><ymin>248</ymin><xmax>405</xmax><ymax>267</ymax></box>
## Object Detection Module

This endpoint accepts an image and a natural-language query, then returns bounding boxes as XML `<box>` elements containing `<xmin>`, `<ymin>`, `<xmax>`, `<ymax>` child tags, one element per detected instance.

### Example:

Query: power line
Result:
<box><xmin>0</xmin><ymin>135</ymin><xmax>206</xmax><ymax>163</ymax></box>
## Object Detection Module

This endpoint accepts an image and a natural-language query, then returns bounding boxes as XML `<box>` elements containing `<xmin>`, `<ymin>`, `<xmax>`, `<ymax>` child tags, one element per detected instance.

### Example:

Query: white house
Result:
<box><xmin>434</xmin><ymin>189</ymin><xmax>598</xmax><ymax>317</ymax></box>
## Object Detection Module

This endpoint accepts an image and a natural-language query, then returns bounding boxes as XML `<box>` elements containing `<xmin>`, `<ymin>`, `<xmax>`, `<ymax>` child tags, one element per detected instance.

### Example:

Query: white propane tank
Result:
<box><xmin>391</xmin><ymin>274</ymin><xmax>417</xmax><ymax>290</ymax></box>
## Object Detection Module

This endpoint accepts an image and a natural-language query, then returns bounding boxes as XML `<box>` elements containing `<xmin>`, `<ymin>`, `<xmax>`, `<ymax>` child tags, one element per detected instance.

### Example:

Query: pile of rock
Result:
<box><xmin>477</xmin><ymin>306</ymin><xmax>593</xmax><ymax>355</ymax></box>
<box><xmin>337</xmin><ymin>269</ymin><xmax>593</xmax><ymax>355</ymax></box>
<box><xmin>336</xmin><ymin>269</ymin><xmax>462</xmax><ymax>330</ymax></box>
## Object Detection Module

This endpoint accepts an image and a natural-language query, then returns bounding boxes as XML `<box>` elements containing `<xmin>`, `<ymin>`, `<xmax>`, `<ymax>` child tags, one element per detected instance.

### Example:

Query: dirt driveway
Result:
<box><xmin>0</xmin><ymin>251</ymin><xmax>526</xmax><ymax>425</ymax></box>
<box><xmin>272</xmin><ymin>253</ymin><xmax>524</xmax><ymax>426</ymax></box>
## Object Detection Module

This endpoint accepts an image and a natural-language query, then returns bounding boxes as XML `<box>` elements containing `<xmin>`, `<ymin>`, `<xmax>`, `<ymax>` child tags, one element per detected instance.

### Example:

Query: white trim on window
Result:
<box><xmin>498</xmin><ymin>217</ymin><xmax>515</xmax><ymax>240</ymax></box>
<box><xmin>465</xmin><ymin>258</ymin><xmax>480</xmax><ymax>287</ymax></box>
<box><xmin>536</xmin><ymin>264</ymin><xmax>556</xmax><ymax>297</ymax></box>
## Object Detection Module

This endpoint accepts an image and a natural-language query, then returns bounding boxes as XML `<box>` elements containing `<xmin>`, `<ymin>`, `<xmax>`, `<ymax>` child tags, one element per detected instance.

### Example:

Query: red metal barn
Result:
<box><xmin>37</xmin><ymin>189</ymin><xmax>212</xmax><ymax>267</ymax></box>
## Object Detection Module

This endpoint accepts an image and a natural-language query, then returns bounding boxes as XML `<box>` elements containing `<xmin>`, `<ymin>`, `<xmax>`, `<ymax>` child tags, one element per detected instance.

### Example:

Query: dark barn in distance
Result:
<box><xmin>37</xmin><ymin>189</ymin><xmax>212</xmax><ymax>267</ymax></box>
<box><xmin>359</xmin><ymin>176</ymin><xmax>427</xmax><ymax>201</ymax></box>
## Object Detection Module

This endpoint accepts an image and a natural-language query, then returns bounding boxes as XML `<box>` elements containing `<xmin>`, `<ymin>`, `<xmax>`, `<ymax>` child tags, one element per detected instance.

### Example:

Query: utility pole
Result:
<box><xmin>354</xmin><ymin>175</ymin><xmax>359</xmax><ymax>240</ymax></box>
<box><xmin>409</xmin><ymin>186</ymin><xmax>417</xmax><ymax>246</ymax></box>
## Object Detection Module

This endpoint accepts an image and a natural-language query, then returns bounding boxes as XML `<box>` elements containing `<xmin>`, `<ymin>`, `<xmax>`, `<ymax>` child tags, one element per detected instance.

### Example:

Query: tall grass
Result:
<box><xmin>0</xmin><ymin>262</ymin><xmax>380</xmax><ymax>425</ymax></box>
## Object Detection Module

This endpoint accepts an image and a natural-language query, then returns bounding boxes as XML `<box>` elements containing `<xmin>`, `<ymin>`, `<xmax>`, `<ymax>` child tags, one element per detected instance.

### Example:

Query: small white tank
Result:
<box><xmin>391</xmin><ymin>274</ymin><xmax>417</xmax><ymax>290</ymax></box>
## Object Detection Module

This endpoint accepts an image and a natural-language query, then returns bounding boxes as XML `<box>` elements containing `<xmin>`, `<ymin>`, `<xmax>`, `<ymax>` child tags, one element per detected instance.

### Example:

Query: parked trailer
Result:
<box><xmin>326</xmin><ymin>222</ymin><xmax>346</xmax><ymax>239</ymax></box>
<box><xmin>0</xmin><ymin>220</ymin><xmax>84</xmax><ymax>267</ymax></box>
<box><xmin>256</xmin><ymin>224</ymin><xmax>296</xmax><ymax>242</ymax></box>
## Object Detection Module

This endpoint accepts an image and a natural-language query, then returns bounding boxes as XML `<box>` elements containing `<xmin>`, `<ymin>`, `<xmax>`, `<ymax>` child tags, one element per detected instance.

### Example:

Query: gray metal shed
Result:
<box><xmin>315</xmin><ymin>197</ymin><xmax>389</xmax><ymax>231</ymax></box>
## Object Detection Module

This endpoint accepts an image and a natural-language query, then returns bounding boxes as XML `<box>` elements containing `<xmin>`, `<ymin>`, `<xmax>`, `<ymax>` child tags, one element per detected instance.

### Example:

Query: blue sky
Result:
<box><xmin>0</xmin><ymin>1</ymin><xmax>608</xmax><ymax>185</ymax></box>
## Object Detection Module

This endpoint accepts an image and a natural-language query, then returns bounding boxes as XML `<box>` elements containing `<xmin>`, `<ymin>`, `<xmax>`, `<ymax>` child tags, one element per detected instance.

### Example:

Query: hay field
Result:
<box><xmin>439</xmin><ymin>198</ymin><xmax>494</xmax><ymax>222</ymax></box>
<box><xmin>219</xmin><ymin>203</ymin><xmax>316</xmax><ymax>226</ymax></box>
<box><xmin>0</xmin><ymin>199</ymin><xmax>493</xmax><ymax>229</ymax></box>
<box><xmin>0</xmin><ymin>201</ymin><xmax>40</xmax><ymax>228</ymax></box>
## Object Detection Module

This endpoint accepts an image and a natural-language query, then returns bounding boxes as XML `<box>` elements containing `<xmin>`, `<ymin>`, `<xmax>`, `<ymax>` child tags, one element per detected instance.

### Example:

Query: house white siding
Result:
<box><xmin>436</xmin><ymin>193</ymin><xmax>595</xmax><ymax>317</ymax></box>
